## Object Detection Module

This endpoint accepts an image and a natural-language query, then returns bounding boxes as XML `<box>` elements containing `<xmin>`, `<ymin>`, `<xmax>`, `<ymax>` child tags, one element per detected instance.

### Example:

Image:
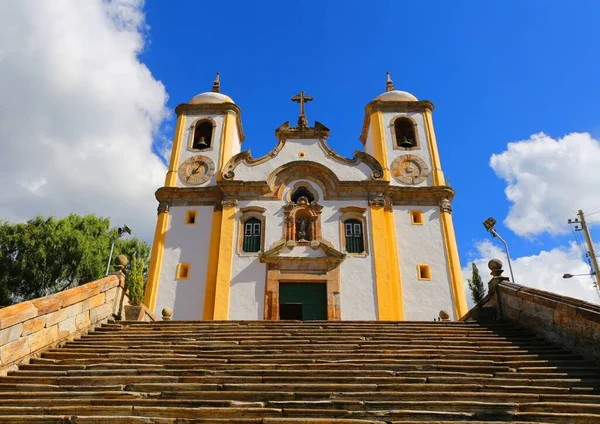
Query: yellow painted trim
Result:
<box><xmin>417</xmin><ymin>264</ymin><xmax>432</xmax><ymax>281</ymax></box>
<box><xmin>385</xmin><ymin>208</ymin><xmax>404</xmax><ymax>320</ymax></box>
<box><xmin>410</xmin><ymin>210</ymin><xmax>424</xmax><ymax>225</ymax></box>
<box><xmin>370</xmin><ymin>206</ymin><xmax>403</xmax><ymax>320</ymax></box>
<box><xmin>423</xmin><ymin>110</ymin><xmax>446</xmax><ymax>186</ymax></box>
<box><xmin>203</xmin><ymin>209</ymin><xmax>222</xmax><ymax>320</ymax></box>
<box><xmin>440</xmin><ymin>210</ymin><xmax>468</xmax><ymax>318</ymax></box>
<box><xmin>185</xmin><ymin>210</ymin><xmax>197</xmax><ymax>225</ymax></box>
<box><xmin>143</xmin><ymin>211</ymin><xmax>169</xmax><ymax>312</ymax></box>
<box><xmin>369</xmin><ymin>111</ymin><xmax>391</xmax><ymax>181</ymax></box>
<box><xmin>176</xmin><ymin>263</ymin><xmax>190</xmax><ymax>280</ymax></box>
<box><xmin>218</xmin><ymin>111</ymin><xmax>236</xmax><ymax>173</ymax></box>
<box><xmin>165</xmin><ymin>114</ymin><xmax>187</xmax><ymax>187</ymax></box>
<box><xmin>212</xmin><ymin>204</ymin><xmax>237</xmax><ymax>319</ymax></box>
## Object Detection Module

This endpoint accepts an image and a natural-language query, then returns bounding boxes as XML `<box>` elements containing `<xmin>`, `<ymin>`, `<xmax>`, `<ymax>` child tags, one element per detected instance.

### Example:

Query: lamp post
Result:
<box><xmin>483</xmin><ymin>217</ymin><xmax>516</xmax><ymax>283</ymax></box>
<box><xmin>563</xmin><ymin>272</ymin><xmax>596</xmax><ymax>281</ymax></box>
<box><xmin>105</xmin><ymin>225</ymin><xmax>131</xmax><ymax>276</ymax></box>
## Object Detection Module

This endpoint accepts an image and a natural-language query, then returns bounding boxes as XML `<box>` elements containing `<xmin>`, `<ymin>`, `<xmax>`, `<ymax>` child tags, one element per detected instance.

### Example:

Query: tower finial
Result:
<box><xmin>211</xmin><ymin>72</ymin><xmax>220</xmax><ymax>93</ymax></box>
<box><xmin>386</xmin><ymin>71</ymin><xmax>395</xmax><ymax>92</ymax></box>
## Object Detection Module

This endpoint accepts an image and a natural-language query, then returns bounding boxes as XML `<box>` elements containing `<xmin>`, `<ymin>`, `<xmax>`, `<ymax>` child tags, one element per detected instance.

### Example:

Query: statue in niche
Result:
<box><xmin>296</xmin><ymin>216</ymin><xmax>310</xmax><ymax>241</ymax></box>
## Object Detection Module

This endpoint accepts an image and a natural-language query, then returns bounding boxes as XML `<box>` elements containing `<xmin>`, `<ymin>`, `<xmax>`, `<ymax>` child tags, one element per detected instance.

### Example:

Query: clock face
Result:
<box><xmin>178</xmin><ymin>155</ymin><xmax>215</xmax><ymax>185</ymax></box>
<box><xmin>391</xmin><ymin>154</ymin><xmax>430</xmax><ymax>185</ymax></box>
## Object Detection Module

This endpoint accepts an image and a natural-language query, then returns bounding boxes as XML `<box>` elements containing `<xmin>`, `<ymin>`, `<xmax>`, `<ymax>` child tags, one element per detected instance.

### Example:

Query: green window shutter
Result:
<box><xmin>345</xmin><ymin>219</ymin><xmax>364</xmax><ymax>254</ymax></box>
<box><xmin>243</xmin><ymin>218</ymin><xmax>261</xmax><ymax>253</ymax></box>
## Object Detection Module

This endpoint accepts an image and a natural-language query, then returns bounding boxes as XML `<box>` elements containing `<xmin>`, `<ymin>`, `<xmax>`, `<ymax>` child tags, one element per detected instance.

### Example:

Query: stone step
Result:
<box><xmin>0</xmin><ymin>405</ymin><xmax>597</xmax><ymax>423</ymax></box>
<box><xmin>2</xmin><ymin>398</ymin><xmax>600</xmax><ymax>415</ymax></box>
<box><xmin>3</xmin><ymin>389</ymin><xmax>598</xmax><ymax>404</ymax></box>
<box><xmin>2</xmin><ymin>320</ymin><xmax>597</xmax><ymax>422</ymax></box>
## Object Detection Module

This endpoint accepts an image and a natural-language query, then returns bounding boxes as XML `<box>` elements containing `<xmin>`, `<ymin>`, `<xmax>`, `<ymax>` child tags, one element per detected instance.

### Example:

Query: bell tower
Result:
<box><xmin>163</xmin><ymin>72</ymin><xmax>244</xmax><ymax>189</ymax></box>
<box><xmin>360</xmin><ymin>72</ymin><xmax>445</xmax><ymax>187</ymax></box>
<box><xmin>144</xmin><ymin>73</ymin><xmax>244</xmax><ymax>313</ymax></box>
<box><xmin>360</xmin><ymin>73</ymin><xmax>467</xmax><ymax>319</ymax></box>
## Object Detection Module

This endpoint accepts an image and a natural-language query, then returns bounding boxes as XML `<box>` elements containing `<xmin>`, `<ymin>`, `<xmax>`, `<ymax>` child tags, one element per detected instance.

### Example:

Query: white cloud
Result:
<box><xmin>0</xmin><ymin>0</ymin><xmax>168</xmax><ymax>242</ymax></box>
<box><xmin>463</xmin><ymin>240</ymin><xmax>600</xmax><ymax>308</ymax></box>
<box><xmin>490</xmin><ymin>132</ymin><xmax>600</xmax><ymax>237</ymax></box>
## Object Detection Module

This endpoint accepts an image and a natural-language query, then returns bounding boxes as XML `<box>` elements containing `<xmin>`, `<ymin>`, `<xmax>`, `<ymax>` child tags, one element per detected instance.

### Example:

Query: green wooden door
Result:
<box><xmin>279</xmin><ymin>283</ymin><xmax>327</xmax><ymax>320</ymax></box>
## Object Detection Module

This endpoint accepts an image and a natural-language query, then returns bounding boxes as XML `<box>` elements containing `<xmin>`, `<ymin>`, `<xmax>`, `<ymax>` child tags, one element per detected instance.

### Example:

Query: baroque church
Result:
<box><xmin>143</xmin><ymin>73</ymin><xmax>468</xmax><ymax>321</ymax></box>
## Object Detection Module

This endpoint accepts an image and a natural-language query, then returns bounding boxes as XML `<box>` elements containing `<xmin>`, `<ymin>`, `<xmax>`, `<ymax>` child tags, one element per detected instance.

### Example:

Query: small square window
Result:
<box><xmin>410</xmin><ymin>210</ymin><xmax>424</xmax><ymax>225</ymax></box>
<box><xmin>177</xmin><ymin>263</ymin><xmax>190</xmax><ymax>280</ymax></box>
<box><xmin>185</xmin><ymin>210</ymin><xmax>197</xmax><ymax>225</ymax></box>
<box><xmin>418</xmin><ymin>264</ymin><xmax>431</xmax><ymax>281</ymax></box>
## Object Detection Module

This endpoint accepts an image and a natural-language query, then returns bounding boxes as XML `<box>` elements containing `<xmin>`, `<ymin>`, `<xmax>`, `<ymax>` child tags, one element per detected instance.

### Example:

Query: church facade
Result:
<box><xmin>144</xmin><ymin>73</ymin><xmax>468</xmax><ymax>321</ymax></box>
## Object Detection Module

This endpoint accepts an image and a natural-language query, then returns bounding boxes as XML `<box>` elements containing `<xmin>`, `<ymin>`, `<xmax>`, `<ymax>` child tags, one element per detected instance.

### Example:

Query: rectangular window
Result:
<box><xmin>185</xmin><ymin>210</ymin><xmax>197</xmax><ymax>225</ymax></box>
<box><xmin>410</xmin><ymin>210</ymin><xmax>423</xmax><ymax>225</ymax></box>
<box><xmin>418</xmin><ymin>264</ymin><xmax>431</xmax><ymax>281</ymax></box>
<box><xmin>242</xmin><ymin>218</ymin><xmax>261</xmax><ymax>253</ymax></box>
<box><xmin>177</xmin><ymin>263</ymin><xmax>190</xmax><ymax>280</ymax></box>
<box><xmin>345</xmin><ymin>219</ymin><xmax>364</xmax><ymax>254</ymax></box>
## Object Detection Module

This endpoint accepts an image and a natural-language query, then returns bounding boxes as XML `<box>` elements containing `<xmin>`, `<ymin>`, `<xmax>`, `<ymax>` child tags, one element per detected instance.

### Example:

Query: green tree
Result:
<box><xmin>0</xmin><ymin>214</ymin><xmax>150</xmax><ymax>306</ymax></box>
<box><xmin>467</xmin><ymin>262</ymin><xmax>486</xmax><ymax>304</ymax></box>
<box><xmin>127</xmin><ymin>255</ymin><xmax>146</xmax><ymax>306</ymax></box>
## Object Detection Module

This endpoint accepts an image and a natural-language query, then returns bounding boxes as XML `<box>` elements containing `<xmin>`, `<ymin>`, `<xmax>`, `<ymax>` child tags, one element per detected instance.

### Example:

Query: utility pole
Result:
<box><xmin>570</xmin><ymin>210</ymin><xmax>600</xmax><ymax>284</ymax></box>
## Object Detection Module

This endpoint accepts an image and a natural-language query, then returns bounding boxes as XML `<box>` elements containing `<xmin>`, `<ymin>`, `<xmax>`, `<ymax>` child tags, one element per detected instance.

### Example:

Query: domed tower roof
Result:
<box><xmin>374</xmin><ymin>72</ymin><xmax>417</xmax><ymax>102</ymax></box>
<box><xmin>189</xmin><ymin>72</ymin><xmax>235</xmax><ymax>104</ymax></box>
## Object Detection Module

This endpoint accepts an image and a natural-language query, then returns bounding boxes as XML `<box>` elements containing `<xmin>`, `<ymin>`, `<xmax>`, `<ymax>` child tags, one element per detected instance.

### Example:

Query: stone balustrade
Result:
<box><xmin>0</xmin><ymin>274</ymin><xmax>129</xmax><ymax>375</ymax></box>
<box><xmin>464</xmin><ymin>259</ymin><xmax>600</xmax><ymax>364</ymax></box>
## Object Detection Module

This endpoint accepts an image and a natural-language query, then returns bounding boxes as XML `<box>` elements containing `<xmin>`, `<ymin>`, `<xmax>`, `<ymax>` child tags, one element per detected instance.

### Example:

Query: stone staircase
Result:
<box><xmin>0</xmin><ymin>320</ymin><xmax>599</xmax><ymax>423</ymax></box>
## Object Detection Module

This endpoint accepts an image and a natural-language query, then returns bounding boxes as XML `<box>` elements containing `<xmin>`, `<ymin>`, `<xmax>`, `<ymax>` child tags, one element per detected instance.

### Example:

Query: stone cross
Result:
<box><xmin>291</xmin><ymin>90</ymin><xmax>313</xmax><ymax>128</ymax></box>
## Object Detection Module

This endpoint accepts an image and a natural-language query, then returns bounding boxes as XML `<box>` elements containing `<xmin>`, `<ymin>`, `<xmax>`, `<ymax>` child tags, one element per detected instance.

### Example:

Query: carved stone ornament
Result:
<box><xmin>368</xmin><ymin>197</ymin><xmax>386</xmax><ymax>208</ymax></box>
<box><xmin>157</xmin><ymin>202</ymin><xmax>170</xmax><ymax>214</ymax></box>
<box><xmin>391</xmin><ymin>154</ymin><xmax>430</xmax><ymax>185</ymax></box>
<box><xmin>178</xmin><ymin>155</ymin><xmax>215</xmax><ymax>185</ymax></box>
<box><xmin>221</xmin><ymin>198</ymin><xmax>238</xmax><ymax>208</ymax></box>
<box><xmin>439</xmin><ymin>198</ymin><xmax>453</xmax><ymax>214</ymax></box>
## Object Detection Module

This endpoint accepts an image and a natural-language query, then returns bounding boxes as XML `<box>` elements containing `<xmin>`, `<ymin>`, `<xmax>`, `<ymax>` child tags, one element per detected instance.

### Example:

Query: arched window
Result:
<box><xmin>291</xmin><ymin>186</ymin><xmax>315</xmax><ymax>203</ymax></box>
<box><xmin>344</xmin><ymin>219</ymin><xmax>364</xmax><ymax>254</ymax></box>
<box><xmin>192</xmin><ymin>121</ymin><xmax>213</xmax><ymax>150</ymax></box>
<box><xmin>394</xmin><ymin>118</ymin><xmax>417</xmax><ymax>149</ymax></box>
<box><xmin>242</xmin><ymin>218</ymin><xmax>261</xmax><ymax>253</ymax></box>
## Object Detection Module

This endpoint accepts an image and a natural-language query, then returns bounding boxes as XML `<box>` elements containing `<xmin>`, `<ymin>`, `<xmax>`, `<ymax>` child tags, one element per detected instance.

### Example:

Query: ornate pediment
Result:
<box><xmin>260</xmin><ymin>239</ymin><xmax>346</xmax><ymax>268</ymax></box>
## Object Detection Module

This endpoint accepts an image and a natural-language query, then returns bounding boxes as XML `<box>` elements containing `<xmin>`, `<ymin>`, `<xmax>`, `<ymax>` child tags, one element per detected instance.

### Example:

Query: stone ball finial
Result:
<box><xmin>488</xmin><ymin>258</ymin><xmax>502</xmax><ymax>271</ymax></box>
<box><xmin>439</xmin><ymin>310</ymin><xmax>450</xmax><ymax>321</ymax></box>
<box><xmin>114</xmin><ymin>254</ymin><xmax>128</xmax><ymax>272</ymax></box>
<box><xmin>162</xmin><ymin>307</ymin><xmax>173</xmax><ymax>321</ymax></box>
<box><xmin>488</xmin><ymin>258</ymin><xmax>505</xmax><ymax>278</ymax></box>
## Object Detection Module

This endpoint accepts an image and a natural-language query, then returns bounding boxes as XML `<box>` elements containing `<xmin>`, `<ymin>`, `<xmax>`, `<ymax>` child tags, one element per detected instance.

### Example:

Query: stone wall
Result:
<box><xmin>464</xmin><ymin>259</ymin><xmax>600</xmax><ymax>364</ymax></box>
<box><xmin>0</xmin><ymin>274</ymin><xmax>128</xmax><ymax>375</ymax></box>
<box><xmin>495</xmin><ymin>281</ymin><xmax>600</xmax><ymax>364</ymax></box>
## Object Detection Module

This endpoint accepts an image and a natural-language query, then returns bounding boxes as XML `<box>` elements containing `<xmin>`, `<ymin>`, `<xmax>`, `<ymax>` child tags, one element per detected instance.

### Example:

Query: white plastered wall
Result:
<box><xmin>155</xmin><ymin>205</ymin><xmax>214</xmax><ymax>320</ymax></box>
<box><xmin>394</xmin><ymin>206</ymin><xmax>455</xmax><ymax>320</ymax></box>
<box><xmin>232</xmin><ymin>138</ymin><xmax>373</xmax><ymax>182</ymax></box>
<box><xmin>228</xmin><ymin>180</ymin><xmax>378</xmax><ymax>320</ymax></box>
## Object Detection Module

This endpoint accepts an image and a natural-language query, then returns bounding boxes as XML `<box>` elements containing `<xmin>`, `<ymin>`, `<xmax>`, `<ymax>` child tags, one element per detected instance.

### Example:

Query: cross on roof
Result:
<box><xmin>291</xmin><ymin>90</ymin><xmax>313</xmax><ymax>128</ymax></box>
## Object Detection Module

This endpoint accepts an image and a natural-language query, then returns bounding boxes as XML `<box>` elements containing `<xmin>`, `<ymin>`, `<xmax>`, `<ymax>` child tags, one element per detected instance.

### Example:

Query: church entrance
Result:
<box><xmin>279</xmin><ymin>283</ymin><xmax>327</xmax><ymax>320</ymax></box>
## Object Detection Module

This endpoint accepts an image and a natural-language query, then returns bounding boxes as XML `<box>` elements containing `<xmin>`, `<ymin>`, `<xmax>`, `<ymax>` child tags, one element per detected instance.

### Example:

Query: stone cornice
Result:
<box><xmin>154</xmin><ymin>183</ymin><xmax>454</xmax><ymax>205</ymax></box>
<box><xmin>174</xmin><ymin>103</ymin><xmax>245</xmax><ymax>142</ymax></box>
<box><xmin>359</xmin><ymin>100</ymin><xmax>435</xmax><ymax>144</ymax></box>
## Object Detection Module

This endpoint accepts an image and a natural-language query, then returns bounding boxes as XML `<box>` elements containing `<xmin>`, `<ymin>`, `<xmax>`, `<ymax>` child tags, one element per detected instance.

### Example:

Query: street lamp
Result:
<box><xmin>563</xmin><ymin>272</ymin><xmax>595</xmax><ymax>279</ymax></box>
<box><xmin>483</xmin><ymin>217</ymin><xmax>516</xmax><ymax>283</ymax></box>
<box><xmin>105</xmin><ymin>225</ymin><xmax>132</xmax><ymax>276</ymax></box>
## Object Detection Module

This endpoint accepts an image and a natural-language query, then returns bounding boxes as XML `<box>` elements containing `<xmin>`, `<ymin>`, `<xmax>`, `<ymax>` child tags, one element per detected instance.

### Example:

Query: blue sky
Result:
<box><xmin>140</xmin><ymin>1</ymin><xmax>600</xmax><ymax>276</ymax></box>
<box><xmin>1</xmin><ymin>1</ymin><xmax>599</xmax><ymax>303</ymax></box>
